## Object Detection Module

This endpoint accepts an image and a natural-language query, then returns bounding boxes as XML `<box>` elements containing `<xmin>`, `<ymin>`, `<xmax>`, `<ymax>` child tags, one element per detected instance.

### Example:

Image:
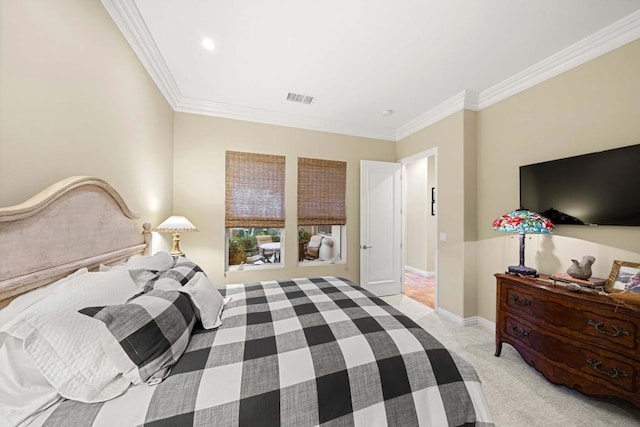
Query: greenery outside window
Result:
<box><xmin>228</xmin><ymin>228</ymin><xmax>282</xmax><ymax>266</ymax></box>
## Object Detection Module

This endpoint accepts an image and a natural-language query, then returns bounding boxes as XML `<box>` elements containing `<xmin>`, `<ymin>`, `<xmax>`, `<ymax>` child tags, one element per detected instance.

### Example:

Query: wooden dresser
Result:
<box><xmin>495</xmin><ymin>273</ymin><xmax>640</xmax><ymax>409</ymax></box>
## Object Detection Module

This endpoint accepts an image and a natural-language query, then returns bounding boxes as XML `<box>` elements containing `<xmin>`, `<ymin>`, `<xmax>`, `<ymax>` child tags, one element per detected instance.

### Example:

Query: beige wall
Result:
<box><xmin>5</xmin><ymin>0</ymin><xmax>639</xmax><ymax>324</ymax></box>
<box><xmin>463</xmin><ymin>111</ymin><xmax>479</xmax><ymax>316</ymax></box>
<box><xmin>0</xmin><ymin>0</ymin><xmax>174</xmax><ymax>235</ymax></box>
<box><xmin>396</xmin><ymin>39</ymin><xmax>640</xmax><ymax>321</ymax></box>
<box><xmin>426</xmin><ymin>156</ymin><xmax>436</xmax><ymax>271</ymax></box>
<box><xmin>172</xmin><ymin>112</ymin><xmax>396</xmax><ymax>285</ymax></box>
<box><xmin>475</xmin><ymin>39</ymin><xmax>640</xmax><ymax>322</ymax></box>
<box><xmin>404</xmin><ymin>158</ymin><xmax>429</xmax><ymax>272</ymax></box>
<box><xmin>403</xmin><ymin>154</ymin><xmax>436</xmax><ymax>274</ymax></box>
<box><xmin>396</xmin><ymin>111</ymin><xmax>474</xmax><ymax>317</ymax></box>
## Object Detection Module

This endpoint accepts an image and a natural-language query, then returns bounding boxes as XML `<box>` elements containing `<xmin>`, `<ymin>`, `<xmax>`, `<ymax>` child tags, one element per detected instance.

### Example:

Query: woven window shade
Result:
<box><xmin>225</xmin><ymin>151</ymin><xmax>285</xmax><ymax>228</ymax></box>
<box><xmin>298</xmin><ymin>158</ymin><xmax>346</xmax><ymax>225</ymax></box>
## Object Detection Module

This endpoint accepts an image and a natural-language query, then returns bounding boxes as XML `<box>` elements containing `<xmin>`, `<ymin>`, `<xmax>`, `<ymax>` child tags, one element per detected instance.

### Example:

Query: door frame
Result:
<box><xmin>399</xmin><ymin>147</ymin><xmax>439</xmax><ymax>309</ymax></box>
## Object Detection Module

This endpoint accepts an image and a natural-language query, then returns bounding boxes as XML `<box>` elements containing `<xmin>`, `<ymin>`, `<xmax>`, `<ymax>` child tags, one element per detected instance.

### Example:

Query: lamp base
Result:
<box><xmin>507</xmin><ymin>264</ymin><xmax>538</xmax><ymax>277</ymax></box>
<box><xmin>170</xmin><ymin>233</ymin><xmax>185</xmax><ymax>257</ymax></box>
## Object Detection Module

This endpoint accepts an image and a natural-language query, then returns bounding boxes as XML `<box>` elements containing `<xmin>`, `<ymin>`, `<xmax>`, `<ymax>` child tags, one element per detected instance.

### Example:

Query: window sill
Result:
<box><xmin>297</xmin><ymin>259</ymin><xmax>346</xmax><ymax>267</ymax></box>
<box><xmin>227</xmin><ymin>263</ymin><xmax>284</xmax><ymax>272</ymax></box>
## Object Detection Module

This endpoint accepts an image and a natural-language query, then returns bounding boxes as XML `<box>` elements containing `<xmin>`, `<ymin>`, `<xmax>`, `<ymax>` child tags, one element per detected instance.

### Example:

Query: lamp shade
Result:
<box><xmin>492</xmin><ymin>209</ymin><xmax>554</xmax><ymax>277</ymax></box>
<box><xmin>153</xmin><ymin>216</ymin><xmax>198</xmax><ymax>257</ymax></box>
<box><xmin>153</xmin><ymin>216</ymin><xmax>199</xmax><ymax>233</ymax></box>
<box><xmin>492</xmin><ymin>209</ymin><xmax>554</xmax><ymax>234</ymax></box>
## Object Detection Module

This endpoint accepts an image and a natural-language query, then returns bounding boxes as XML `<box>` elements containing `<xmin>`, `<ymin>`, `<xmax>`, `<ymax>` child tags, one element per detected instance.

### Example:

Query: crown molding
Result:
<box><xmin>103</xmin><ymin>1</ymin><xmax>640</xmax><ymax>142</ymax></box>
<box><xmin>176</xmin><ymin>97</ymin><xmax>396</xmax><ymax>141</ymax></box>
<box><xmin>396</xmin><ymin>10</ymin><xmax>640</xmax><ymax>140</ymax></box>
<box><xmin>102</xmin><ymin>0</ymin><xmax>181</xmax><ymax>107</ymax></box>
<box><xmin>478</xmin><ymin>9</ymin><xmax>640</xmax><ymax>110</ymax></box>
<box><xmin>104</xmin><ymin>0</ymin><xmax>395</xmax><ymax>141</ymax></box>
<box><xmin>102</xmin><ymin>0</ymin><xmax>463</xmax><ymax>142</ymax></box>
<box><xmin>395</xmin><ymin>90</ymin><xmax>479</xmax><ymax>141</ymax></box>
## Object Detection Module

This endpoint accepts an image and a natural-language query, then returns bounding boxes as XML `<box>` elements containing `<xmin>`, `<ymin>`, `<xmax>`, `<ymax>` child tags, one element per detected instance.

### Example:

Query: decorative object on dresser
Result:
<box><xmin>549</xmin><ymin>273</ymin><xmax>607</xmax><ymax>289</ymax></box>
<box><xmin>566</xmin><ymin>255</ymin><xmax>596</xmax><ymax>280</ymax></box>
<box><xmin>153</xmin><ymin>215</ymin><xmax>199</xmax><ymax>256</ymax></box>
<box><xmin>495</xmin><ymin>273</ymin><xmax>640</xmax><ymax>409</ymax></box>
<box><xmin>606</xmin><ymin>260</ymin><xmax>640</xmax><ymax>294</ymax></box>
<box><xmin>492</xmin><ymin>209</ymin><xmax>554</xmax><ymax>276</ymax></box>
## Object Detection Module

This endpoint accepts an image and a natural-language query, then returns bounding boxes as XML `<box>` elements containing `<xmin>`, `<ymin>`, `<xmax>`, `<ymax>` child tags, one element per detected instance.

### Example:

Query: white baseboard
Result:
<box><xmin>476</xmin><ymin>316</ymin><xmax>496</xmax><ymax>332</ymax></box>
<box><xmin>436</xmin><ymin>307</ymin><xmax>496</xmax><ymax>330</ymax></box>
<box><xmin>404</xmin><ymin>265</ymin><xmax>435</xmax><ymax>277</ymax></box>
<box><xmin>435</xmin><ymin>307</ymin><xmax>467</xmax><ymax>326</ymax></box>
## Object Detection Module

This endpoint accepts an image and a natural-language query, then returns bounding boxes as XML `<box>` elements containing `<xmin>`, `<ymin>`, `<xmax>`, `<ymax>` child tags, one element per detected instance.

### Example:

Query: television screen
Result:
<box><xmin>519</xmin><ymin>144</ymin><xmax>640</xmax><ymax>226</ymax></box>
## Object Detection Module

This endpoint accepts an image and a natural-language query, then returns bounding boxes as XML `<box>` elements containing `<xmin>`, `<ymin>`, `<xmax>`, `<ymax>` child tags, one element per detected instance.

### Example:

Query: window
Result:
<box><xmin>226</xmin><ymin>151</ymin><xmax>285</xmax><ymax>268</ymax></box>
<box><xmin>297</xmin><ymin>158</ymin><xmax>346</xmax><ymax>263</ymax></box>
<box><xmin>228</xmin><ymin>228</ymin><xmax>282</xmax><ymax>266</ymax></box>
<box><xmin>316</xmin><ymin>225</ymin><xmax>332</xmax><ymax>235</ymax></box>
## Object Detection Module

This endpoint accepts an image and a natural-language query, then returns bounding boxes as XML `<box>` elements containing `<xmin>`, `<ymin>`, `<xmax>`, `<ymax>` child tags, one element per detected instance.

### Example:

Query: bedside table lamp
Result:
<box><xmin>493</xmin><ymin>209</ymin><xmax>554</xmax><ymax>277</ymax></box>
<box><xmin>153</xmin><ymin>215</ymin><xmax>199</xmax><ymax>256</ymax></box>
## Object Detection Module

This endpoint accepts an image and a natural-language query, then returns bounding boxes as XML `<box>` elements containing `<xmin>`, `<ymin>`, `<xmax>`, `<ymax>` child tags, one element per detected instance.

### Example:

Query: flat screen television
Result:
<box><xmin>519</xmin><ymin>144</ymin><xmax>640</xmax><ymax>226</ymax></box>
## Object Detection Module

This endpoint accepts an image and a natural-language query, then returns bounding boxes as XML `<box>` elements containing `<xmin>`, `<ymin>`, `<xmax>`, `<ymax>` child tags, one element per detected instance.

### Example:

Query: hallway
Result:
<box><xmin>403</xmin><ymin>270</ymin><xmax>434</xmax><ymax>309</ymax></box>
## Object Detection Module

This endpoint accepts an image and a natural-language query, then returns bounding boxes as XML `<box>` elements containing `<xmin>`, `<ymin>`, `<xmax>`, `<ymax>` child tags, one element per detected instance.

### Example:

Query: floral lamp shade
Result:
<box><xmin>493</xmin><ymin>209</ymin><xmax>554</xmax><ymax>276</ymax></box>
<box><xmin>492</xmin><ymin>209</ymin><xmax>554</xmax><ymax>234</ymax></box>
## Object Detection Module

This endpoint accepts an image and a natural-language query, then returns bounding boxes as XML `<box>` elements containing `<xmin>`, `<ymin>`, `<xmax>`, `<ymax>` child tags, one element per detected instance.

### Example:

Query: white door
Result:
<box><xmin>360</xmin><ymin>160</ymin><xmax>402</xmax><ymax>296</ymax></box>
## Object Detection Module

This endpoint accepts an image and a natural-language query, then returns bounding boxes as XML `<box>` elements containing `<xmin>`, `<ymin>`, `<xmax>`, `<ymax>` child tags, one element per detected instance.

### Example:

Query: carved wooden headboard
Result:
<box><xmin>0</xmin><ymin>176</ymin><xmax>150</xmax><ymax>308</ymax></box>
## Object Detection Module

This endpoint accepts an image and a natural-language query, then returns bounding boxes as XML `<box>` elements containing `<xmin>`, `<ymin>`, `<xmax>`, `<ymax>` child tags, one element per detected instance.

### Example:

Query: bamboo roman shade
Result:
<box><xmin>225</xmin><ymin>151</ymin><xmax>285</xmax><ymax>228</ymax></box>
<box><xmin>298</xmin><ymin>158</ymin><xmax>347</xmax><ymax>225</ymax></box>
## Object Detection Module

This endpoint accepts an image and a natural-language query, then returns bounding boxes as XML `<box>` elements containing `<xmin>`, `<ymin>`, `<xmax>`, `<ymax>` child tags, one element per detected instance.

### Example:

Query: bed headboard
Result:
<box><xmin>0</xmin><ymin>176</ymin><xmax>151</xmax><ymax>308</ymax></box>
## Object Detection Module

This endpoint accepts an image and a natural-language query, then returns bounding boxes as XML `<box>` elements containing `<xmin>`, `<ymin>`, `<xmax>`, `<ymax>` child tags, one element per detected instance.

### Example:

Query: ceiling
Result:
<box><xmin>103</xmin><ymin>0</ymin><xmax>640</xmax><ymax>141</ymax></box>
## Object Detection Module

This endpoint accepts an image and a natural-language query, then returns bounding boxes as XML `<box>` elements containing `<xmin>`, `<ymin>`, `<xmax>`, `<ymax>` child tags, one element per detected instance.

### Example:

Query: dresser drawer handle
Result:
<box><xmin>509</xmin><ymin>294</ymin><xmax>530</xmax><ymax>306</ymax></box>
<box><xmin>587</xmin><ymin>320</ymin><xmax>630</xmax><ymax>338</ymax></box>
<box><xmin>586</xmin><ymin>358</ymin><xmax>629</xmax><ymax>379</ymax></box>
<box><xmin>508</xmin><ymin>322</ymin><xmax>529</xmax><ymax>337</ymax></box>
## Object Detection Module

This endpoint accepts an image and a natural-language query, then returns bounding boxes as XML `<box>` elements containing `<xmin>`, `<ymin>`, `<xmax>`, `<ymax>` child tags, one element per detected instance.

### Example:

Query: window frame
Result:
<box><xmin>297</xmin><ymin>157</ymin><xmax>347</xmax><ymax>266</ymax></box>
<box><xmin>225</xmin><ymin>151</ymin><xmax>286</xmax><ymax>271</ymax></box>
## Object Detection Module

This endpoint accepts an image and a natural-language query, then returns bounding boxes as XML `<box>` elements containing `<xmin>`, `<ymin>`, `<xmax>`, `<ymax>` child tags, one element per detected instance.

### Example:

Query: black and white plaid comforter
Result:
<box><xmin>31</xmin><ymin>277</ymin><xmax>493</xmax><ymax>427</ymax></box>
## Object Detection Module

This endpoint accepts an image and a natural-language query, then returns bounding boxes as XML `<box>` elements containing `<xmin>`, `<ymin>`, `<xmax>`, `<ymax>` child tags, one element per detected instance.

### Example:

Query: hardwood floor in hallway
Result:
<box><xmin>403</xmin><ymin>270</ymin><xmax>434</xmax><ymax>309</ymax></box>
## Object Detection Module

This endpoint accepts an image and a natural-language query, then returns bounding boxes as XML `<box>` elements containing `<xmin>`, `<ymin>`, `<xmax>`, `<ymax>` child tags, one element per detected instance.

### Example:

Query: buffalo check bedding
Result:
<box><xmin>29</xmin><ymin>276</ymin><xmax>493</xmax><ymax>427</ymax></box>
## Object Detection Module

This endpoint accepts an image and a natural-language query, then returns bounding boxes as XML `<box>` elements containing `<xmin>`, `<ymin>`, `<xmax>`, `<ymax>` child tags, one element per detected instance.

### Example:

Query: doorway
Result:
<box><xmin>401</xmin><ymin>149</ymin><xmax>437</xmax><ymax>309</ymax></box>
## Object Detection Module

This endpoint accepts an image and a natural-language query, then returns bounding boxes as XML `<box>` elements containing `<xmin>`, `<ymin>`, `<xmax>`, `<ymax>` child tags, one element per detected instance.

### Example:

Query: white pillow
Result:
<box><xmin>118</xmin><ymin>251</ymin><xmax>174</xmax><ymax>272</ymax></box>
<box><xmin>98</xmin><ymin>264</ymin><xmax>158</xmax><ymax>289</ymax></box>
<box><xmin>99</xmin><ymin>251</ymin><xmax>175</xmax><ymax>288</ymax></box>
<box><xmin>0</xmin><ymin>269</ymin><xmax>138</xmax><ymax>403</ymax></box>
<box><xmin>0</xmin><ymin>268</ymin><xmax>88</xmax><ymax>328</ymax></box>
<box><xmin>0</xmin><ymin>335</ymin><xmax>60</xmax><ymax>427</ymax></box>
<box><xmin>178</xmin><ymin>272</ymin><xmax>230</xmax><ymax>329</ymax></box>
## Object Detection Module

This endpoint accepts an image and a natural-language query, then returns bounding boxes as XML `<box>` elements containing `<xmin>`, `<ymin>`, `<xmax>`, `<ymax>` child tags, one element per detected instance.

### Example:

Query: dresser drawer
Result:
<box><xmin>496</xmin><ymin>273</ymin><xmax>640</xmax><ymax>409</ymax></box>
<box><xmin>499</xmin><ymin>280</ymin><xmax>638</xmax><ymax>354</ymax></box>
<box><xmin>503</xmin><ymin>314</ymin><xmax>638</xmax><ymax>395</ymax></box>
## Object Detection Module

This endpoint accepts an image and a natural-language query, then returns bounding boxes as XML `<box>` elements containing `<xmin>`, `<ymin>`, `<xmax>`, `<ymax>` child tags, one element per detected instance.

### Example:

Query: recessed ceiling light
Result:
<box><xmin>202</xmin><ymin>38</ymin><xmax>215</xmax><ymax>50</ymax></box>
<box><xmin>382</xmin><ymin>109</ymin><xmax>394</xmax><ymax>117</ymax></box>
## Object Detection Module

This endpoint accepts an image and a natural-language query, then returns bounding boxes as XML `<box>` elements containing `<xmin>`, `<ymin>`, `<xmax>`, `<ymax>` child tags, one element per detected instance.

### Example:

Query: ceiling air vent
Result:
<box><xmin>286</xmin><ymin>92</ymin><xmax>315</xmax><ymax>105</ymax></box>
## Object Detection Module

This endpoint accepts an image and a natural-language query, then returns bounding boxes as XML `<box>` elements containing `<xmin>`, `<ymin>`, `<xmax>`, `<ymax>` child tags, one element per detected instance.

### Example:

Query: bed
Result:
<box><xmin>0</xmin><ymin>177</ymin><xmax>493</xmax><ymax>426</ymax></box>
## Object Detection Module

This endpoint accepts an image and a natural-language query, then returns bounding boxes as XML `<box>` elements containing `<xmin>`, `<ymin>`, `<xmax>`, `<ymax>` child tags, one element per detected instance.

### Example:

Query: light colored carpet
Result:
<box><xmin>383</xmin><ymin>295</ymin><xmax>640</xmax><ymax>427</ymax></box>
